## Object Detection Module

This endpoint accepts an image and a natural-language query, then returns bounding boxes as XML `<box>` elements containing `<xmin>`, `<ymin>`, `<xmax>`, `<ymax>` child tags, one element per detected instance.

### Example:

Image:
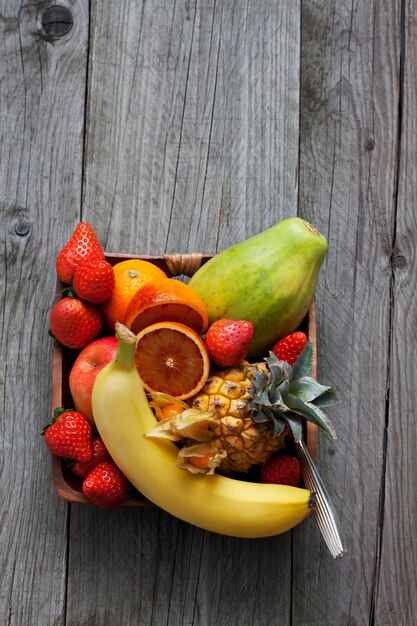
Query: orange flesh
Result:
<box><xmin>189</xmin><ymin>451</ymin><xmax>215</xmax><ymax>469</ymax></box>
<box><xmin>161</xmin><ymin>404</ymin><xmax>185</xmax><ymax>419</ymax></box>
<box><xmin>130</xmin><ymin>303</ymin><xmax>205</xmax><ymax>335</ymax></box>
<box><xmin>135</xmin><ymin>328</ymin><xmax>207</xmax><ymax>397</ymax></box>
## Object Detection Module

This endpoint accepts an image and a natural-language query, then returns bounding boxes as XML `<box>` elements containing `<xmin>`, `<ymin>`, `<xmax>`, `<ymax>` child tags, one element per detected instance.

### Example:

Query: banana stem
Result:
<box><xmin>114</xmin><ymin>323</ymin><xmax>137</xmax><ymax>370</ymax></box>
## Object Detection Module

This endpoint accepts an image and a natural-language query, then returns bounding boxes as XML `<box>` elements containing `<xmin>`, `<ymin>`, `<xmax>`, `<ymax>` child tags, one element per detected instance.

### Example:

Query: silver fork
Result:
<box><xmin>295</xmin><ymin>435</ymin><xmax>347</xmax><ymax>560</ymax></box>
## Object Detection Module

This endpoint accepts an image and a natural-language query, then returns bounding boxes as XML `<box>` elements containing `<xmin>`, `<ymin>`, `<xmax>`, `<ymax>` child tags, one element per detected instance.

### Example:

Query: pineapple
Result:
<box><xmin>147</xmin><ymin>342</ymin><xmax>339</xmax><ymax>475</ymax></box>
<box><xmin>188</xmin><ymin>364</ymin><xmax>289</xmax><ymax>473</ymax></box>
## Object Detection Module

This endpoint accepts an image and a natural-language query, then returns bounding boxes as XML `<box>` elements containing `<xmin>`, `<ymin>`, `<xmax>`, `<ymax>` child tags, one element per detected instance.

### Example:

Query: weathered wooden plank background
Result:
<box><xmin>1</xmin><ymin>1</ymin><xmax>414</xmax><ymax>625</ymax></box>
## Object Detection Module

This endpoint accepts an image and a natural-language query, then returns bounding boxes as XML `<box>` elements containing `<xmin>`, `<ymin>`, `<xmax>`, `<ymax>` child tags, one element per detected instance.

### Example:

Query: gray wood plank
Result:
<box><xmin>295</xmin><ymin>1</ymin><xmax>400</xmax><ymax>624</ymax></box>
<box><xmin>68</xmin><ymin>507</ymin><xmax>293</xmax><ymax>626</ymax></box>
<box><xmin>83</xmin><ymin>0</ymin><xmax>300</xmax><ymax>255</ymax></box>
<box><xmin>69</xmin><ymin>1</ymin><xmax>300</xmax><ymax>625</ymax></box>
<box><xmin>375</xmin><ymin>4</ymin><xmax>417</xmax><ymax>624</ymax></box>
<box><xmin>0</xmin><ymin>1</ymin><xmax>88</xmax><ymax>625</ymax></box>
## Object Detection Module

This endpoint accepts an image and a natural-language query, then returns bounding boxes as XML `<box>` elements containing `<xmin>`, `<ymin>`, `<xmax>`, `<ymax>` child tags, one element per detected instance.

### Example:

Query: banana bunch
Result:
<box><xmin>92</xmin><ymin>323</ymin><xmax>315</xmax><ymax>538</ymax></box>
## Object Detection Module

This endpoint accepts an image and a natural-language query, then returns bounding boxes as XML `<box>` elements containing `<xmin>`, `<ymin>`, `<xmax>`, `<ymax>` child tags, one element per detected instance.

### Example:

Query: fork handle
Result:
<box><xmin>296</xmin><ymin>438</ymin><xmax>347</xmax><ymax>560</ymax></box>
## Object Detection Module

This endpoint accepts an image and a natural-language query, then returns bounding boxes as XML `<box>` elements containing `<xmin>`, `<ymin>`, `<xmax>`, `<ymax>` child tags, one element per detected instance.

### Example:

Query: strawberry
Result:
<box><xmin>43</xmin><ymin>408</ymin><xmax>93</xmax><ymax>462</ymax></box>
<box><xmin>205</xmin><ymin>319</ymin><xmax>254</xmax><ymax>367</ymax></box>
<box><xmin>82</xmin><ymin>461</ymin><xmax>130</xmax><ymax>509</ymax></box>
<box><xmin>50</xmin><ymin>296</ymin><xmax>102</xmax><ymax>349</ymax></box>
<box><xmin>260</xmin><ymin>454</ymin><xmax>301</xmax><ymax>487</ymax></box>
<box><xmin>73</xmin><ymin>259</ymin><xmax>115</xmax><ymax>304</ymax></box>
<box><xmin>271</xmin><ymin>331</ymin><xmax>308</xmax><ymax>366</ymax></box>
<box><xmin>71</xmin><ymin>436</ymin><xmax>111</xmax><ymax>480</ymax></box>
<box><xmin>56</xmin><ymin>222</ymin><xmax>105</xmax><ymax>284</ymax></box>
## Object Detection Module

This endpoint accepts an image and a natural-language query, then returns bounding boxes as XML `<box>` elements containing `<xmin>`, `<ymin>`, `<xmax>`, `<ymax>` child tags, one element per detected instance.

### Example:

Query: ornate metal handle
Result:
<box><xmin>295</xmin><ymin>435</ymin><xmax>347</xmax><ymax>560</ymax></box>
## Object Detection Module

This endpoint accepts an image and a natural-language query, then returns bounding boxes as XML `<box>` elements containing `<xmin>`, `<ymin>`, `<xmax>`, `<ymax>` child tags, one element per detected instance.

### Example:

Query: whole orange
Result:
<box><xmin>101</xmin><ymin>259</ymin><xmax>167</xmax><ymax>331</ymax></box>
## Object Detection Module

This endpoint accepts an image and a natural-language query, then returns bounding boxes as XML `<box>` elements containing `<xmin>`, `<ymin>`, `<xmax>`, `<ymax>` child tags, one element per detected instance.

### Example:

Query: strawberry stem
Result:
<box><xmin>62</xmin><ymin>285</ymin><xmax>76</xmax><ymax>298</ymax></box>
<box><xmin>41</xmin><ymin>407</ymin><xmax>73</xmax><ymax>436</ymax></box>
<box><xmin>53</xmin><ymin>407</ymin><xmax>71</xmax><ymax>420</ymax></box>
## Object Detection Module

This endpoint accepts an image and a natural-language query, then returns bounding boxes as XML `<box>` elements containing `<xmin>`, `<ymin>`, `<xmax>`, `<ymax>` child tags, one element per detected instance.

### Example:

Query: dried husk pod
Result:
<box><xmin>148</xmin><ymin>392</ymin><xmax>189</xmax><ymax>422</ymax></box>
<box><xmin>176</xmin><ymin>442</ymin><xmax>227</xmax><ymax>475</ymax></box>
<box><xmin>146</xmin><ymin>408</ymin><xmax>218</xmax><ymax>442</ymax></box>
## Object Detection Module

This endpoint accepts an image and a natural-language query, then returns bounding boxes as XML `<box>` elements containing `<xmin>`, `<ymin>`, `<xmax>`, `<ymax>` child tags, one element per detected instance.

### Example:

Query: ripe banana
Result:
<box><xmin>92</xmin><ymin>323</ymin><xmax>315</xmax><ymax>538</ymax></box>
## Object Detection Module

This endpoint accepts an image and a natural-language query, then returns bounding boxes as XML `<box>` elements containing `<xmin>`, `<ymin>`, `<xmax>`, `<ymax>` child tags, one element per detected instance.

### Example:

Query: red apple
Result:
<box><xmin>69</xmin><ymin>336</ymin><xmax>118</xmax><ymax>429</ymax></box>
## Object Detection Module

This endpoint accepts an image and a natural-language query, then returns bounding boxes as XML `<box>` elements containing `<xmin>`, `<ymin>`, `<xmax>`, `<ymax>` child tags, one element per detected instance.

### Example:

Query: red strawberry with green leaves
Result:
<box><xmin>205</xmin><ymin>319</ymin><xmax>254</xmax><ymax>367</ymax></box>
<box><xmin>56</xmin><ymin>222</ymin><xmax>105</xmax><ymax>284</ymax></box>
<box><xmin>43</xmin><ymin>408</ymin><xmax>93</xmax><ymax>462</ymax></box>
<box><xmin>50</xmin><ymin>296</ymin><xmax>101</xmax><ymax>349</ymax></box>
<box><xmin>271</xmin><ymin>331</ymin><xmax>308</xmax><ymax>366</ymax></box>
<box><xmin>82</xmin><ymin>461</ymin><xmax>130</xmax><ymax>509</ymax></box>
<box><xmin>71</xmin><ymin>436</ymin><xmax>112</xmax><ymax>480</ymax></box>
<box><xmin>73</xmin><ymin>259</ymin><xmax>115</xmax><ymax>304</ymax></box>
<box><xmin>260</xmin><ymin>454</ymin><xmax>301</xmax><ymax>487</ymax></box>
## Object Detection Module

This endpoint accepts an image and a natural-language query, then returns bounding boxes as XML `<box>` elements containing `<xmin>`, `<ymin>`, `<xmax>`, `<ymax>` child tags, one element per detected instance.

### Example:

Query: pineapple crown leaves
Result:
<box><xmin>248</xmin><ymin>341</ymin><xmax>339</xmax><ymax>443</ymax></box>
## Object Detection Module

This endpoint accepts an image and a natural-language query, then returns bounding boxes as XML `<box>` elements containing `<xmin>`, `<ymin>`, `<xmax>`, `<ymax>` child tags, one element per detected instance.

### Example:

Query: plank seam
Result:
<box><xmin>164</xmin><ymin>1</ymin><xmax>198</xmax><ymax>253</ymax></box>
<box><xmin>66</xmin><ymin>0</ymin><xmax>91</xmax><ymax>616</ymax></box>
<box><xmin>195</xmin><ymin>0</ymin><xmax>221</xmax><ymax>250</ymax></box>
<box><xmin>80</xmin><ymin>0</ymin><xmax>92</xmax><ymax>220</ymax></box>
<box><xmin>292</xmin><ymin>3</ymin><xmax>302</xmax><ymax>623</ymax></box>
<box><xmin>369</xmin><ymin>0</ymin><xmax>405</xmax><ymax>623</ymax></box>
<box><xmin>63</xmin><ymin>504</ymin><xmax>71</xmax><ymax>626</ymax></box>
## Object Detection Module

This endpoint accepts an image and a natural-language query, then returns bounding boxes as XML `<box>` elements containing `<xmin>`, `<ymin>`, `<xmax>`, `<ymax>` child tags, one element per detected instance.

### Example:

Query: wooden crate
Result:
<box><xmin>51</xmin><ymin>252</ymin><xmax>318</xmax><ymax>505</ymax></box>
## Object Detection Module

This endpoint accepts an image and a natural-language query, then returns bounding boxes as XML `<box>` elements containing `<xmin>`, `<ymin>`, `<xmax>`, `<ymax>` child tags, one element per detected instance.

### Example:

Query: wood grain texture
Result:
<box><xmin>375</xmin><ymin>3</ymin><xmax>417</xmax><ymax>624</ymax></box>
<box><xmin>68</xmin><ymin>507</ymin><xmax>293</xmax><ymax>626</ymax></box>
<box><xmin>83</xmin><ymin>0</ymin><xmax>300</xmax><ymax>255</ymax></box>
<box><xmin>0</xmin><ymin>1</ymin><xmax>88</xmax><ymax>625</ymax></box>
<box><xmin>296</xmin><ymin>1</ymin><xmax>400</xmax><ymax>624</ymax></box>
<box><xmin>68</xmin><ymin>1</ymin><xmax>300</xmax><ymax>625</ymax></box>
<box><xmin>2</xmin><ymin>0</ymin><xmax>413</xmax><ymax>624</ymax></box>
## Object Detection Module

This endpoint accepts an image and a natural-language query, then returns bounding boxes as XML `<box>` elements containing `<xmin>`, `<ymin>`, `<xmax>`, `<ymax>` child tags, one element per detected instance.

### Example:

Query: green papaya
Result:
<box><xmin>189</xmin><ymin>217</ymin><xmax>328</xmax><ymax>358</ymax></box>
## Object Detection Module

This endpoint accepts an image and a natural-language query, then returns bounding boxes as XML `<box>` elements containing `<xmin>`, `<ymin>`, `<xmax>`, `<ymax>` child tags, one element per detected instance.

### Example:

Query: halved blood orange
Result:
<box><xmin>126</xmin><ymin>278</ymin><xmax>208</xmax><ymax>335</ymax></box>
<box><xmin>134</xmin><ymin>321</ymin><xmax>210</xmax><ymax>400</ymax></box>
<box><xmin>101</xmin><ymin>259</ymin><xmax>167</xmax><ymax>331</ymax></box>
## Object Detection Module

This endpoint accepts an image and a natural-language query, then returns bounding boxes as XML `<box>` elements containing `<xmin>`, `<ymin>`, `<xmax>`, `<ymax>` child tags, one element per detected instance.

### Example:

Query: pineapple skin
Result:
<box><xmin>189</xmin><ymin>364</ymin><xmax>288</xmax><ymax>473</ymax></box>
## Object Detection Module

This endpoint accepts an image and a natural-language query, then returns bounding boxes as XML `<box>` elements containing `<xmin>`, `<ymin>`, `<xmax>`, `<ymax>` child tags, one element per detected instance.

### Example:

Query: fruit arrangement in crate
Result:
<box><xmin>46</xmin><ymin>218</ymin><xmax>339</xmax><ymax>537</ymax></box>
